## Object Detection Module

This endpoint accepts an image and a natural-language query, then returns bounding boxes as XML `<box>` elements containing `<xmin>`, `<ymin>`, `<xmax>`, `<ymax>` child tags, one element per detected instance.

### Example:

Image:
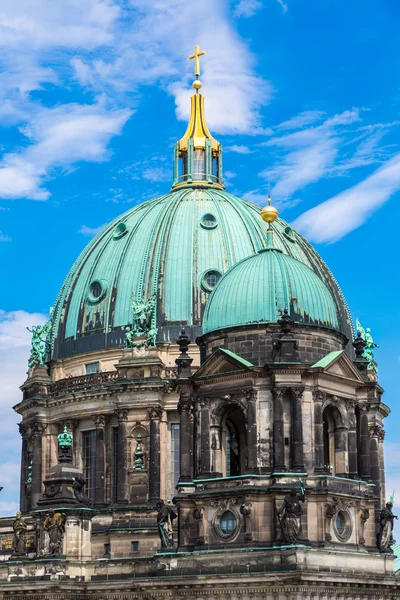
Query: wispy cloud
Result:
<box><xmin>0</xmin><ymin>103</ymin><xmax>131</xmax><ymax>200</ymax></box>
<box><xmin>276</xmin><ymin>0</ymin><xmax>289</xmax><ymax>13</ymax></box>
<box><xmin>0</xmin><ymin>231</ymin><xmax>11</xmax><ymax>242</ymax></box>
<box><xmin>225</xmin><ymin>144</ymin><xmax>254</xmax><ymax>154</ymax></box>
<box><xmin>233</xmin><ymin>0</ymin><xmax>262</xmax><ymax>17</ymax></box>
<box><xmin>293</xmin><ymin>152</ymin><xmax>400</xmax><ymax>243</ymax></box>
<box><xmin>276</xmin><ymin>110</ymin><xmax>326</xmax><ymax>130</ymax></box>
<box><xmin>79</xmin><ymin>223</ymin><xmax>107</xmax><ymax>237</ymax></box>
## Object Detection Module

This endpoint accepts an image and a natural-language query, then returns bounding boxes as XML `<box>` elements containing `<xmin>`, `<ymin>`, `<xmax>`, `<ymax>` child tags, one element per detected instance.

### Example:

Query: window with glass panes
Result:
<box><xmin>82</xmin><ymin>430</ymin><xmax>96</xmax><ymax>501</ymax></box>
<box><xmin>86</xmin><ymin>361</ymin><xmax>99</xmax><ymax>374</ymax></box>
<box><xmin>171</xmin><ymin>424</ymin><xmax>180</xmax><ymax>492</ymax></box>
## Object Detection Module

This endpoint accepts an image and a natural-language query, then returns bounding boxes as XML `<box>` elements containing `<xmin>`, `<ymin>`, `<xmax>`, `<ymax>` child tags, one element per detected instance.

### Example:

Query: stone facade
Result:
<box><xmin>0</xmin><ymin>319</ymin><xmax>396</xmax><ymax>598</ymax></box>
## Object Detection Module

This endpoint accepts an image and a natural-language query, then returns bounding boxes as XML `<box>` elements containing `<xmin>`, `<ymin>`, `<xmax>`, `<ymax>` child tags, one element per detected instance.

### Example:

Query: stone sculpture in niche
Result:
<box><xmin>156</xmin><ymin>500</ymin><xmax>177</xmax><ymax>548</ymax></box>
<box><xmin>377</xmin><ymin>501</ymin><xmax>398</xmax><ymax>552</ymax></box>
<box><xmin>43</xmin><ymin>509</ymin><xmax>67</xmax><ymax>556</ymax></box>
<box><xmin>278</xmin><ymin>481</ymin><xmax>305</xmax><ymax>543</ymax></box>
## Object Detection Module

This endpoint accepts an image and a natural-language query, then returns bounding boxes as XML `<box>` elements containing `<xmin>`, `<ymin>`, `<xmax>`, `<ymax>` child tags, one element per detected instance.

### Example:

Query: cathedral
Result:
<box><xmin>0</xmin><ymin>47</ymin><xmax>398</xmax><ymax>599</ymax></box>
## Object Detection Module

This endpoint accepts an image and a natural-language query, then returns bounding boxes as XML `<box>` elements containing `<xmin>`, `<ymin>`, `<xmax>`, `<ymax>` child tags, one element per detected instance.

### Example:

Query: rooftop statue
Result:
<box><xmin>125</xmin><ymin>293</ymin><xmax>158</xmax><ymax>348</ymax></box>
<box><xmin>43</xmin><ymin>509</ymin><xmax>66</xmax><ymax>556</ymax></box>
<box><xmin>356</xmin><ymin>318</ymin><xmax>378</xmax><ymax>373</ymax></box>
<box><xmin>377</xmin><ymin>501</ymin><xmax>398</xmax><ymax>552</ymax></box>
<box><xmin>10</xmin><ymin>511</ymin><xmax>27</xmax><ymax>558</ymax></box>
<box><xmin>156</xmin><ymin>500</ymin><xmax>177</xmax><ymax>548</ymax></box>
<box><xmin>27</xmin><ymin>320</ymin><xmax>52</xmax><ymax>368</ymax></box>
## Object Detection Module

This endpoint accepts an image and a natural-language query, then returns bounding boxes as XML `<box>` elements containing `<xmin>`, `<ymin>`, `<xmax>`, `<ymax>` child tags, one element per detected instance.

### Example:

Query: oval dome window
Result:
<box><xmin>200</xmin><ymin>213</ymin><xmax>218</xmax><ymax>230</ymax></box>
<box><xmin>87</xmin><ymin>279</ymin><xmax>108</xmax><ymax>304</ymax></box>
<box><xmin>113</xmin><ymin>222</ymin><xmax>128</xmax><ymax>239</ymax></box>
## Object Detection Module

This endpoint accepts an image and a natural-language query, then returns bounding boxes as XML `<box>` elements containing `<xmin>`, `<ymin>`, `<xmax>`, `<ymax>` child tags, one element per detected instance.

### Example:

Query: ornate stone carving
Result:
<box><xmin>18</xmin><ymin>422</ymin><xmax>28</xmax><ymax>438</ymax></box>
<box><xmin>61</xmin><ymin>419</ymin><xmax>79</xmax><ymax>432</ymax></box>
<box><xmin>92</xmin><ymin>414</ymin><xmax>108</xmax><ymax>427</ymax></box>
<box><xmin>291</xmin><ymin>387</ymin><xmax>304</xmax><ymax>400</ymax></box>
<box><xmin>115</xmin><ymin>408</ymin><xmax>129</xmax><ymax>422</ymax></box>
<box><xmin>125</xmin><ymin>293</ymin><xmax>158</xmax><ymax>348</ymax></box>
<box><xmin>369</xmin><ymin>424</ymin><xmax>385</xmax><ymax>441</ymax></box>
<box><xmin>210</xmin><ymin>497</ymin><xmax>240</xmax><ymax>512</ymax></box>
<box><xmin>27</xmin><ymin>320</ymin><xmax>52</xmax><ymax>368</ymax></box>
<box><xmin>312</xmin><ymin>390</ymin><xmax>325</xmax><ymax>403</ymax></box>
<box><xmin>31</xmin><ymin>421</ymin><xmax>47</xmax><ymax>437</ymax></box>
<box><xmin>240</xmin><ymin>502</ymin><xmax>252</xmax><ymax>541</ymax></box>
<box><xmin>147</xmin><ymin>406</ymin><xmax>163</xmax><ymax>421</ymax></box>
<box><xmin>359</xmin><ymin>507</ymin><xmax>370</xmax><ymax>545</ymax></box>
<box><xmin>177</xmin><ymin>396</ymin><xmax>194</xmax><ymax>415</ymax></box>
<box><xmin>272</xmin><ymin>388</ymin><xmax>286</xmax><ymax>400</ymax></box>
<box><xmin>242</xmin><ymin>389</ymin><xmax>256</xmax><ymax>402</ymax></box>
<box><xmin>197</xmin><ymin>397</ymin><xmax>211</xmax><ymax>409</ymax></box>
<box><xmin>326</xmin><ymin>496</ymin><xmax>355</xmax><ymax>517</ymax></box>
<box><xmin>193</xmin><ymin>507</ymin><xmax>204</xmax><ymax>545</ymax></box>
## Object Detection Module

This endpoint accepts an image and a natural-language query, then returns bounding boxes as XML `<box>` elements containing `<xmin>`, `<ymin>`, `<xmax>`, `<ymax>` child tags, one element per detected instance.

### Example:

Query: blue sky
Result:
<box><xmin>0</xmin><ymin>0</ymin><xmax>400</xmax><ymax>515</ymax></box>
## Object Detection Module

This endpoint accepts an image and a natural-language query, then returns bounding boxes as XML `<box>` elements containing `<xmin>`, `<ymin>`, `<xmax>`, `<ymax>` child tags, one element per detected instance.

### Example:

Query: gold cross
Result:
<box><xmin>189</xmin><ymin>45</ymin><xmax>206</xmax><ymax>78</ymax></box>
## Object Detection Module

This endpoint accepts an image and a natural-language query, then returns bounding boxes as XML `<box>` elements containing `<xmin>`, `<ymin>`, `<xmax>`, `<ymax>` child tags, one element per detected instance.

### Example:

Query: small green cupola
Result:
<box><xmin>202</xmin><ymin>196</ymin><xmax>341</xmax><ymax>335</ymax></box>
<box><xmin>172</xmin><ymin>45</ymin><xmax>223</xmax><ymax>189</ymax></box>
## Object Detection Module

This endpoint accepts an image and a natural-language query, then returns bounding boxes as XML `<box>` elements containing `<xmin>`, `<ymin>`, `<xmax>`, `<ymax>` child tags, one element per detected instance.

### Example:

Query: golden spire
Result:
<box><xmin>178</xmin><ymin>44</ymin><xmax>219</xmax><ymax>152</ymax></box>
<box><xmin>261</xmin><ymin>187</ymin><xmax>279</xmax><ymax>225</ymax></box>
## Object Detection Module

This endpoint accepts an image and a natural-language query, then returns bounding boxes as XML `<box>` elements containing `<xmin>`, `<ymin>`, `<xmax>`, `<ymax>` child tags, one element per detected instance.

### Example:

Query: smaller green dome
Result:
<box><xmin>202</xmin><ymin>244</ymin><xmax>340</xmax><ymax>335</ymax></box>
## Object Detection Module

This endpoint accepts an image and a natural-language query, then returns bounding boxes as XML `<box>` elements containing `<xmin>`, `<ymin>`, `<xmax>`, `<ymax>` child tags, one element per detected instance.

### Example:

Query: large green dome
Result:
<box><xmin>51</xmin><ymin>186</ymin><xmax>351</xmax><ymax>360</ymax></box>
<box><xmin>202</xmin><ymin>241</ymin><xmax>340</xmax><ymax>335</ymax></box>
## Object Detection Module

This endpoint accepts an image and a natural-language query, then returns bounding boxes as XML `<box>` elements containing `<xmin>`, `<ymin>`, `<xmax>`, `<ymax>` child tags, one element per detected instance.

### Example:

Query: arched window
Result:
<box><xmin>322</xmin><ymin>405</ymin><xmax>348</xmax><ymax>477</ymax></box>
<box><xmin>225</xmin><ymin>420</ymin><xmax>240</xmax><ymax>476</ymax></box>
<box><xmin>221</xmin><ymin>405</ymin><xmax>246</xmax><ymax>477</ymax></box>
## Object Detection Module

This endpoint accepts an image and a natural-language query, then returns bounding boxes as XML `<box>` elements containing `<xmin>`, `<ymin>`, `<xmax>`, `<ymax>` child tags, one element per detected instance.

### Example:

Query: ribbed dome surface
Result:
<box><xmin>202</xmin><ymin>247</ymin><xmax>340</xmax><ymax>335</ymax></box>
<box><xmin>51</xmin><ymin>186</ymin><xmax>351</xmax><ymax>360</ymax></box>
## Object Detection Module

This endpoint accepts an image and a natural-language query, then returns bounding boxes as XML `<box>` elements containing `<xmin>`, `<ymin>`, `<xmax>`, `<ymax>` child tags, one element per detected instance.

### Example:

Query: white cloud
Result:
<box><xmin>276</xmin><ymin>110</ymin><xmax>326</xmax><ymax>130</ymax></box>
<box><xmin>79</xmin><ymin>223</ymin><xmax>107</xmax><ymax>237</ymax></box>
<box><xmin>0</xmin><ymin>103</ymin><xmax>131</xmax><ymax>200</ymax></box>
<box><xmin>225</xmin><ymin>144</ymin><xmax>254</xmax><ymax>154</ymax></box>
<box><xmin>260</xmin><ymin>109</ymin><xmax>366</xmax><ymax>201</ymax></box>
<box><xmin>0</xmin><ymin>309</ymin><xmax>48</xmax><ymax>516</ymax></box>
<box><xmin>142</xmin><ymin>167</ymin><xmax>171</xmax><ymax>183</ymax></box>
<box><xmin>233</xmin><ymin>0</ymin><xmax>262</xmax><ymax>17</ymax></box>
<box><xmin>293</xmin><ymin>152</ymin><xmax>400</xmax><ymax>243</ymax></box>
<box><xmin>0</xmin><ymin>231</ymin><xmax>11</xmax><ymax>242</ymax></box>
<box><xmin>74</xmin><ymin>0</ymin><xmax>272</xmax><ymax>135</ymax></box>
<box><xmin>276</xmin><ymin>0</ymin><xmax>289</xmax><ymax>13</ymax></box>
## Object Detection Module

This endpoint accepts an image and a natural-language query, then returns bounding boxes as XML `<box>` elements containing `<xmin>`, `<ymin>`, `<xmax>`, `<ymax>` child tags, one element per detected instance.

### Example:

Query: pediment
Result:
<box><xmin>310</xmin><ymin>350</ymin><xmax>364</xmax><ymax>382</ymax></box>
<box><xmin>193</xmin><ymin>348</ymin><xmax>253</xmax><ymax>379</ymax></box>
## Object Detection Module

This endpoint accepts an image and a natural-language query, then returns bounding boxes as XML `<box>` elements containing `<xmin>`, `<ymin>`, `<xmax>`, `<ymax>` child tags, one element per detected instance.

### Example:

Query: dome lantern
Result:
<box><xmin>172</xmin><ymin>45</ymin><xmax>224</xmax><ymax>190</ymax></box>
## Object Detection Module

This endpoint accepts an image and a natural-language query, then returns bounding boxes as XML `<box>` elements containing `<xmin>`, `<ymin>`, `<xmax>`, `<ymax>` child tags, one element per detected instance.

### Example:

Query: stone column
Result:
<box><xmin>18</xmin><ymin>423</ymin><xmax>29</xmax><ymax>512</ymax></box>
<box><xmin>245</xmin><ymin>390</ymin><xmax>258</xmax><ymax>474</ymax></box>
<box><xmin>291</xmin><ymin>387</ymin><xmax>305</xmax><ymax>472</ymax></box>
<box><xmin>31</xmin><ymin>421</ymin><xmax>47</xmax><ymax>508</ymax></box>
<box><xmin>92</xmin><ymin>414</ymin><xmax>107</xmax><ymax>507</ymax></box>
<box><xmin>347</xmin><ymin>401</ymin><xmax>358</xmax><ymax>478</ymax></box>
<box><xmin>178</xmin><ymin>396</ymin><xmax>194</xmax><ymax>483</ymax></box>
<box><xmin>198</xmin><ymin>398</ymin><xmax>212</xmax><ymax>477</ymax></box>
<box><xmin>115</xmin><ymin>408</ymin><xmax>129</xmax><ymax>504</ymax></box>
<box><xmin>369</xmin><ymin>424</ymin><xmax>382</xmax><ymax>502</ymax></box>
<box><xmin>359</xmin><ymin>405</ymin><xmax>371</xmax><ymax>481</ymax></box>
<box><xmin>378</xmin><ymin>427</ymin><xmax>386</xmax><ymax>509</ymax></box>
<box><xmin>273</xmin><ymin>388</ymin><xmax>286</xmax><ymax>472</ymax></box>
<box><xmin>313</xmin><ymin>391</ymin><xmax>325</xmax><ymax>473</ymax></box>
<box><xmin>148</xmin><ymin>406</ymin><xmax>163</xmax><ymax>503</ymax></box>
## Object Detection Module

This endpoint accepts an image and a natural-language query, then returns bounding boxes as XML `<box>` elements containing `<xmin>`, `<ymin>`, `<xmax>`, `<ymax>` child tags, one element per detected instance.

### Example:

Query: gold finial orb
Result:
<box><xmin>261</xmin><ymin>195</ymin><xmax>279</xmax><ymax>223</ymax></box>
<box><xmin>193</xmin><ymin>79</ymin><xmax>202</xmax><ymax>90</ymax></box>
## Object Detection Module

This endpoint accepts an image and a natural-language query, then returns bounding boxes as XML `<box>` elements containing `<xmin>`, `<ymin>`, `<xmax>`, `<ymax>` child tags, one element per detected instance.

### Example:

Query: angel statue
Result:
<box><xmin>356</xmin><ymin>318</ymin><xmax>378</xmax><ymax>373</ymax></box>
<box><xmin>27</xmin><ymin>320</ymin><xmax>52</xmax><ymax>368</ymax></box>
<box><xmin>131</xmin><ymin>293</ymin><xmax>157</xmax><ymax>336</ymax></box>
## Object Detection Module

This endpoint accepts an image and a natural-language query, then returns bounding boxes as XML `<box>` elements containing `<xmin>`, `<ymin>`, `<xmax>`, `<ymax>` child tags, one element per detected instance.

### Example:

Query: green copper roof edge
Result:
<box><xmin>310</xmin><ymin>349</ymin><xmax>344</xmax><ymax>369</ymax></box>
<box><xmin>219</xmin><ymin>347</ymin><xmax>254</xmax><ymax>367</ymax></box>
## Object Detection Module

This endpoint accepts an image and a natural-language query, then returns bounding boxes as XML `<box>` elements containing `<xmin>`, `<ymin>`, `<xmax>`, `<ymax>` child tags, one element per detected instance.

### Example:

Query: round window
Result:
<box><xmin>219</xmin><ymin>511</ymin><xmax>237</xmax><ymax>535</ymax></box>
<box><xmin>201</xmin><ymin>269</ymin><xmax>222</xmax><ymax>292</ymax></box>
<box><xmin>87</xmin><ymin>280</ymin><xmax>107</xmax><ymax>304</ymax></box>
<box><xmin>113</xmin><ymin>222</ymin><xmax>128</xmax><ymax>239</ymax></box>
<box><xmin>283</xmin><ymin>225</ymin><xmax>296</xmax><ymax>243</ymax></box>
<box><xmin>200</xmin><ymin>213</ymin><xmax>218</xmax><ymax>230</ymax></box>
<box><xmin>333</xmin><ymin>510</ymin><xmax>352</xmax><ymax>542</ymax></box>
